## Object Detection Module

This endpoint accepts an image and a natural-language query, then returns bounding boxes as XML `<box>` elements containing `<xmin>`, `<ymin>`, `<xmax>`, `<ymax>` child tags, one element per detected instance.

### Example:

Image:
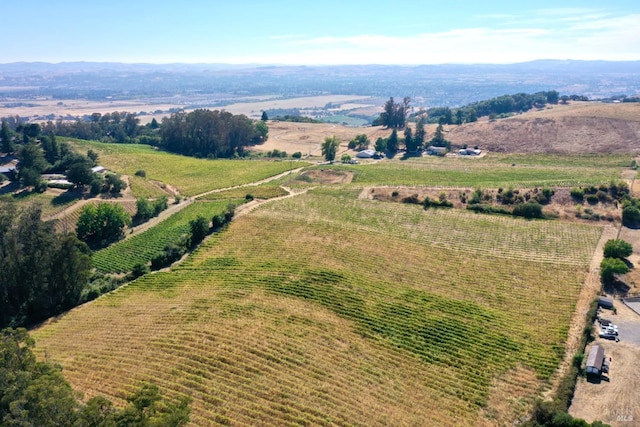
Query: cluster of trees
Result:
<box><xmin>160</xmin><ymin>109</ymin><xmax>268</xmax><ymax>158</ymax></box>
<box><xmin>76</xmin><ymin>203</ymin><xmax>132</xmax><ymax>248</ymax></box>
<box><xmin>0</xmin><ymin>205</ymin><xmax>93</xmax><ymax>328</ymax></box>
<box><xmin>0</xmin><ymin>327</ymin><xmax>190</xmax><ymax>427</ymax></box>
<box><xmin>134</xmin><ymin>196</ymin><xmax>169</xmax><ymax>224</ymax></box>
<box><xmin>373</xmin><ymin>97</ymin><xmax>411</xmax><ymax>128</ymax></box>
<box><xmin>424</xmin><ymin>90</ymin><xmax>567</xmax><ymax>124</ymax></box>
<box><xmin>600</xmin><ymin>239</ymin><xmax>632</xmax><ymax>285</ymax></box>
<box><xmin>53</xmin><ymin>111</ymin><xmax>155</xmax><ymax>144</ymax></box>
<box><xmin>1</xmin><ymin>119</ymin><xmax>127</xmax><ymax>194</ymax></box>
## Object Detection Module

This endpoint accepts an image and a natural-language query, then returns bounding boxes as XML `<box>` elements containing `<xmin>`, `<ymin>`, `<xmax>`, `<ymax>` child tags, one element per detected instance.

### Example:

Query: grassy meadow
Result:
<box><xmin>323</xmin><ymin>153</ymin><xmax>627</xmax><ymax>188</ymax></box>
<box><xmin>69</xmin><ymin>139</ymin><xmax>303</xmax><ymax>196</ymax></box>
<box><xmin>33</xmin><ymin>179</ymin><xmax>607</xmax><ymax>426</ymax></box>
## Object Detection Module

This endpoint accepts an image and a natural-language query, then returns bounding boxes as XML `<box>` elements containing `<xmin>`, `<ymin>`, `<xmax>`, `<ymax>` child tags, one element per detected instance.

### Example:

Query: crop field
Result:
<box><xmin>127</xmin><ymin>175</ymin><xmax>173</xmax><ymax>199</ymax></box>
<box><xmin>196</xmin><ymin>184</ymin><xmax>288</xmax><ymax>201</ymax></box>
<box><xmin>33</xmin><ymin>188</ymin><xmax>604</xmax><ymax>426</ymax></box>
<box><xmin>68</xmin><ymin>139</ymin><xmax>303</xmax><ymax>196</ymax></box>
<box><xmin>92</xmin><ymin>200</ymin><xmax>235</xmax><ymax>274</ymax></box>
<box><xmin>326</xmin><ymin>153</ymin><xmax>628</xmax><ymax>188</ymax></box>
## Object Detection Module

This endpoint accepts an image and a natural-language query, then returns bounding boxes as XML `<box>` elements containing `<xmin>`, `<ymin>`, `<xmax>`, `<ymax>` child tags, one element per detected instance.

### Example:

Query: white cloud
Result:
<box><xmin>235</xmin><ymin>10</ymin><xmax>640</xmax><ymax>65</ymax></box>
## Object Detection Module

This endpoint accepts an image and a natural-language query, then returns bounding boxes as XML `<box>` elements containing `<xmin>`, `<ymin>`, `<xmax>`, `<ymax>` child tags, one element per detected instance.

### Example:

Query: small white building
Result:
<box><xmin>91</xmin><ymin>166</ymin><xmax>107</xmax><ymax>174</ymax></box>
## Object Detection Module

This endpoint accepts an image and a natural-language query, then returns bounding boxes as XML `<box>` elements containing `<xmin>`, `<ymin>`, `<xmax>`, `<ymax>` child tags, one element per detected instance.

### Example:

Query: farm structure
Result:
<box><xmin>356</xmin><ymin>149</ymin><xmax>376</xmax><ymax>158</ymax></box>
<box><xmin>585</xmin><ymin>344</ymin><xmax>608</xmax><ymax>377</ymax></box>
<box><xmin>598</xmin><ymin>296</ymin><xmax>614</xmax><ymax>310</ymax></box>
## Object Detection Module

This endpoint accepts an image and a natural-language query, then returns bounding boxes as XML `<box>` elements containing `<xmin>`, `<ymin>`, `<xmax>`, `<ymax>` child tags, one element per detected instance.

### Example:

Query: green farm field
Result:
<box><xmin>324</xmin><ymin>153</ymin><xmax>629</xmax><ymax>188</ymax></box>
<box><xmin>33</xmin><ymin>186</ymin><xmax>606</xmax><ymax>426</ymax></box>
<box><xmin>68</xmin><ymin>139</ymin><xmax>303</xmax><ymax>196</ymax></box>
<box><xmin>92</xmin><ymin>200</ymin><xmax>237</xmax><ymax>274</ymax></box>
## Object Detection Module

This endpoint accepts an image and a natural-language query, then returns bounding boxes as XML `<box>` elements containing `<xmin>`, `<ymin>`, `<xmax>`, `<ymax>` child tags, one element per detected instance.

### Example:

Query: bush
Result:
<box><xmin>134</xmin><ymin>169</ymin><xmax>146</xmax><ymax>177</ymax></box>
<box><xmin>570</xmin><ymin>187</ymin><xmax>584</xmax><ymax>202</ymax></box>
<box><xmin>513</xmin><ymin>202</ymin><xmax>543</xmax><ymax>219</ymax></box>
<box><xmin>151</xmin><ymin>243</ymin><xmax>186</xmax><ymax>270</ymax></box>
<box><xmin>292</xmin><ymin>152</ymin><xmax>302</xmax><ymax>159</ymax></box>
<box><xmin>402</xmin><ymin>194</ymin><xmax>421</xmax><ymax>204</ymax></box>
<box><xmin>128</xmin><ymin>262</ymin><xmax>150</xmax><ymax>280</ymax></box>
<box><xmin>245</xmin><ymin>194</ymin><xmax>254</xmax><ymax>201</ymax></box>
<box><xmin>585</xmin><ymin>194</ymin><xmax>599</xmax><ymax>205</ymax></box>
<box><xmin>466</xmin><ymin>204</ymin><xmax>511</xmax><ymax>215</ymax></box>
<box><xmin>622</xmin><ymin>205</ymin><xmax>640</xmax><ymax>227</ymax></box>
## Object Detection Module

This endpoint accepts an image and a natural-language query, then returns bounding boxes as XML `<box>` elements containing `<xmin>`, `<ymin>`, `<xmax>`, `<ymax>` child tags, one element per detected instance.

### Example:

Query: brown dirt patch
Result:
<box><xmin>299</xmin><ymin>169</ymin><xmax>354</xmax><ymax>185</ymax></box>
<box><xmin>257</xmin><ymin>121</ymin><xmax>394</xmax><ymax>158</ymax></box>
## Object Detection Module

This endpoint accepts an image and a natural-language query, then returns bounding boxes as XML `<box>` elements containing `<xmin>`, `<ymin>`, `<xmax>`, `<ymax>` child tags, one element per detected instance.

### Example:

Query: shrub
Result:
<box><xmin>402</xmin><ymin>194</ymin><xmax>421</xmax><ymax>204</ymax></box>
<box><xmin>135</xmin><ymin>169</ymin><xmax>146</xmax><ymax>177</ymax></box>
<box><xmin>245</xmin><ymin>194</ymin><xmax>254</xmax><ymax>201</ymax></box>
<box><xmin>622</xmin><ymin>205</ymin><xmax>640</xmax><ymax>227</ymax></box>
<box><xmin>585</xmin><ymin>194</ymin><xmax>599</xmax><ymax>205</ymax></box>
<box><xmin>391</xmin><ymin>191</ymin><xmax>399</xmax><ymax>198</ymax></box>
<box><xmin>466</xmin><ymin>204</ymin><xmax>511</xmax><ymax>215</ymax></box>
<box><xmin>292</xmin><ymin>152</ymin><xmax>302</xmax><ymax>159</ymax></box>
<box><xmin>513</xmin><ymin>202</ymin><xmax>543</xmax><ymax>219</ymax></box>
<box><xmin>570</xmin><ymin>187</ymin><xmax>584</xmax><ymax>202</ymax></box>
<box><xmin>129</xmin><ymin>262</ymin><xmax>150</xmax><ymax>280</ymax></box>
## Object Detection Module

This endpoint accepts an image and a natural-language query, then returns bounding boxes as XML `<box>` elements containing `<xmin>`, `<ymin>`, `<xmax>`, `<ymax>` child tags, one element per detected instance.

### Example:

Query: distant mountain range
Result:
<box><xmin>1</xmin><ymin>60</ymin><xmax>639</xmax><ymax>107</ymax></box>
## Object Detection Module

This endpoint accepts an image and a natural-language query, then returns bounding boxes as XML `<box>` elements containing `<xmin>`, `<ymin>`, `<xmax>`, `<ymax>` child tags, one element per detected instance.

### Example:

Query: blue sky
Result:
<box><xmin>2</xmin><ymin>0</ymin><xmax>639</xmax><ymax>64</ymax></box>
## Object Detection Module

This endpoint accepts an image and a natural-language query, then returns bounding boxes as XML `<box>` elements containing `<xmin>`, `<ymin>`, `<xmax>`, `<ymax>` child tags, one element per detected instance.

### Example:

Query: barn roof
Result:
<box><xmin>586</xmin><ymin>344</ymin><xmax>605</xmax><ymax>370</ymax></box>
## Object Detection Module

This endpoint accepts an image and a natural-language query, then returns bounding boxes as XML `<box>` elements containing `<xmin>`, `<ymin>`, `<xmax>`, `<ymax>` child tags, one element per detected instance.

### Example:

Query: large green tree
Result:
<box><xmin>321</xmin><ymin>136</ymin><xmax>340</xmax><ymax>162</ymax></box>
<box><xmin>1</xmin><ymin>120</ymin><xmax>14</xmax><ymax>154</ymax></box>
<box><xmin>600</xmin><ymin>257</ymin><xmax>630</xmax><ymax>284</ymax></box>
<box><xmin>603</xmin><ymin>239</ymin><xmax>633</xmax><ymax>259</ymax></box>
<box><xmin>76</xmin><ymin>203</ymin><xmax>131</xmax><ymax>247</ymax></box>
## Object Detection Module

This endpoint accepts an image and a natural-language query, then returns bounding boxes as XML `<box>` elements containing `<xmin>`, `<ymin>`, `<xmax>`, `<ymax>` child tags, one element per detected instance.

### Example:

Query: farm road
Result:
<box><xmin>49</xmin><ymin>167</ymin><xmax>303</xmax><ymax>240</ymax></box>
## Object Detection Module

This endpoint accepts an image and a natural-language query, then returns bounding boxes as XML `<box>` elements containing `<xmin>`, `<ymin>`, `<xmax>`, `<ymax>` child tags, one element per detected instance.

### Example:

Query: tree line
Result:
<box><xmin>0</xmin><ymin>204</ymin><xmax>92</xmax><ymax>328</ymax></box>
<box><xmin>2</xmin><ymin>108</ymin><xmax>269</xmax><ymax>161</ymax></box>
<box><xmin>1</xmin><ymin>120</ymin><xmax>127</xmax><ymax>194</ymax></box>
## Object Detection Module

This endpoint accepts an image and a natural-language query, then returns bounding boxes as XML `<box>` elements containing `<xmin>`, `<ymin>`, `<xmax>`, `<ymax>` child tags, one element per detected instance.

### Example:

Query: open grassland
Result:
<box><xmin>69</xmin><ymin>139</ymin><xmax>303</xmax><ymax>196</ymax></box>
<box><xmin>321</xmin><ymin>153</ymin><xmax>629</xmax><ymax>189</ymax></box>
<box><xmin>447</xmin><ymin>102</ymin><xmax>640</xmax><ymax>154</ymax></box>
<box><xmin>93</xmin><ymin>201</ymin><xmax>235</xmax><ymax>274</ymax></box>
<box><xmin>33</xmin><ymin>189</ymin><xmax>603</xmax><ymax>426</ymax></box>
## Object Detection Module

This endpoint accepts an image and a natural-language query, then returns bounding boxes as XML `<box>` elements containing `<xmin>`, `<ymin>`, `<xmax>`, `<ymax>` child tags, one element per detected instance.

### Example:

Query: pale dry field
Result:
<box><xmin>0</xmin><ymin>94</ymin><xmax>376</xmax><ymax>123</ymax></box>
<box><xmin>446</xmin><ymin>102</ymin><xmax>640</xmax><ymax>154</ymax></box>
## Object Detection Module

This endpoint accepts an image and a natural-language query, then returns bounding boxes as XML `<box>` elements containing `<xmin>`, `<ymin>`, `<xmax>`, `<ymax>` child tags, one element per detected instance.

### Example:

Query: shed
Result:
<box><xmin>356</xmin><ymin>149</ymin><xmax>376</xmax><ymax>159</ymax></box>
<box><xmin>91</xmin><ymin>166</ymin><xmax>107</xmax><ymax>174</ymax></box>
<box><xmin>586</xmin><ymin>344</ymin><xmax>606</xmax><ymax>376</ymax></box>
<box><xmin>598</xmin><ymin>296</ymin><xmax>614</xmax><ymax>310</ymax></box>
